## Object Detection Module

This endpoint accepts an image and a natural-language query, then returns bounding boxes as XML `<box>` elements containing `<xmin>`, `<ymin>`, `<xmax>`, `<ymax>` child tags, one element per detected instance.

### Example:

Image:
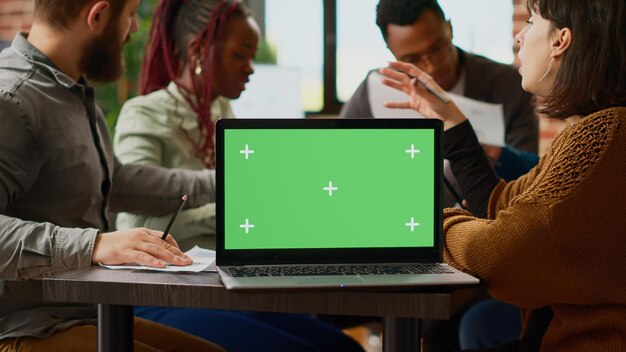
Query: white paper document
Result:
<box><xmin>367</xmin><ymin>71</ymin><xmax>505</xmax><ymax>147</ymax></box>
<box><xmin>100</xmin><ymin>245</ymin><xmax>216</xmax><ymax>273</ymax></box>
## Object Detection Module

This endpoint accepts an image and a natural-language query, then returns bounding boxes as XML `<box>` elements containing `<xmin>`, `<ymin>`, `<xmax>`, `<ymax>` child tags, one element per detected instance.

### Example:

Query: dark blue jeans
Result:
<box><xmin>459</xmin><ymin>299</ymin><xmax>522</xmax><ymax>350</ymax></box>
<box><xmin>135</xmin><ymin>307</ymin><xmax>364</xmax><ymax>352</ymax></box>
<box><xmin>422</xmin><ymin>298</ymin><xmax>521</xmax><ymax>351</ymax></box>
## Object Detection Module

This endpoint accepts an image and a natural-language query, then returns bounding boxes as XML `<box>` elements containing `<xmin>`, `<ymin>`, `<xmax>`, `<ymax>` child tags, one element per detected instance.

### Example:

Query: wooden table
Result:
<box><xmin>43</xmin><ymin>267</ymin><xmax>479</xmax><ymax>352</ymax></box>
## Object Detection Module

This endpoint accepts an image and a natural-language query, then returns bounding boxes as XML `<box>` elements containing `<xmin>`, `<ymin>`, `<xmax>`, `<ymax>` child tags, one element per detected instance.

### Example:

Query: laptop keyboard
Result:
<box><xmin>228</xmin><ymin>263</ymin><xmax>455</xmax><ymax>277</ymax></box>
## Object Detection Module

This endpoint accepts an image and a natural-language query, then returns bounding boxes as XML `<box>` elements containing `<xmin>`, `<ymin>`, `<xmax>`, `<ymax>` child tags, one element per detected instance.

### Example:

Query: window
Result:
<box><xmin>240</xmin><ymin>0</ymin><xmax>514</xmax><ymax>116</ymax></box>
<box><xmin>337</xmin><ymin>0</ymin><xmax>514</xmax><ymax>103</ymax></box>
<box><xmin>264</xmin><ymin>0</ymin><xmax>324</xmax><ymax>112</ymax></box>
<box><xmin>337</xmin><ymin>0</ymin><xmax>393</xmax><ymax>102</ymax></box>
<box><xmin>438</xmin><ymin>0</ymin><xmax>514</xmax><ymax>64</ymax></box>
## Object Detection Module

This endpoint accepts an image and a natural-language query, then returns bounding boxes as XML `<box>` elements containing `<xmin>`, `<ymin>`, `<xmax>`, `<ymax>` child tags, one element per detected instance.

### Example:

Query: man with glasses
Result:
<box><xmin>340</xmin><ymin>0</ymin><xmax>537</xmax><ymax>351</ymax></box>
<box><xmin>341</xmin><ymin>0</ymin><xmax>538</xmax><ymax>184</ymax></box>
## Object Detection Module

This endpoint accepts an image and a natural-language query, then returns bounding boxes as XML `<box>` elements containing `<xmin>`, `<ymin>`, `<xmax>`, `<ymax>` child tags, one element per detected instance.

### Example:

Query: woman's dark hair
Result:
<box><xmin>375</xmin><ymin>0</ymin><xmax>446</xmax><ymax>42</ymax></box>
<box><xmin>141</xmin><ymin>0</ymin><xmax>250</xmax><ymax>167</ymax></box>
<box><xmin>526</xmin><ymin>0</ymin><xmax>626</xmax><ymax>119</ymax></box>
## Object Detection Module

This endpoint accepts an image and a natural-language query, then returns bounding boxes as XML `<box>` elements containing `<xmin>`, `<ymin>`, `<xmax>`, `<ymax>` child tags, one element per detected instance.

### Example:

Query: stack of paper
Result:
<box><xmin>100</xmin><ymin>245</ymin><xmax>216</xmax><ymax>273</ymax></box>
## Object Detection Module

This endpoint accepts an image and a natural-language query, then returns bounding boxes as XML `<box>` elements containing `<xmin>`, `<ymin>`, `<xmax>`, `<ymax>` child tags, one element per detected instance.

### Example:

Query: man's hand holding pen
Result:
<box><xmin>92</xmin><ymin>194</ymin><xmax>192</xmax><ymax>268</ymax></box>
<box><xmin>92</xmin><ymin>228</ymin><xmax>193</xmax><ymax>268</ymax></box>
<box><xmin>379</xmin><ymin>61</ymin><xmax>468</xmax><ymax>131</ymax></box>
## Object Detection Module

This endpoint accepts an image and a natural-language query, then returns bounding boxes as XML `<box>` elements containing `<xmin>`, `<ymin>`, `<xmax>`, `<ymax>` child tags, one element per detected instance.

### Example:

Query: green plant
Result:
<box><xmin>255</xmin><ymin>37</ymin><xmax>277</xmax><ymax>64</ymax></box>
<box><xmin>96</xmin><ymin>0</ymin><xmax>157</xmax><ymax>134</ymax></box>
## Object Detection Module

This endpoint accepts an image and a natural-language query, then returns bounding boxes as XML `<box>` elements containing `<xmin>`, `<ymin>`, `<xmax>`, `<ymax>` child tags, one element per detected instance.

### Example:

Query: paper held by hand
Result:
<box><xmin>367</xmin><ymin>71</ymin><xmax>505</xmax><ymax>147</ymax></box>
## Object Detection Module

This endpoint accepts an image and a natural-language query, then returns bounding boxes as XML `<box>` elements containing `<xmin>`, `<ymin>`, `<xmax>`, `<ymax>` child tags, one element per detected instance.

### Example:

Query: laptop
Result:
<box><xmin>215</xmin><ymin>118</ymin><xmax>478</xmax><ymax>290</ymax></box>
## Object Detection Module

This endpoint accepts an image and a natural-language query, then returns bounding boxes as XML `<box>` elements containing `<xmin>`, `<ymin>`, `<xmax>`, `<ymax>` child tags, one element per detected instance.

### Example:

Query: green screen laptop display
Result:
<box><xmin>224</xmin><ymin>128</ymin><xmax>435</xmax><ymax>250</ymax></box>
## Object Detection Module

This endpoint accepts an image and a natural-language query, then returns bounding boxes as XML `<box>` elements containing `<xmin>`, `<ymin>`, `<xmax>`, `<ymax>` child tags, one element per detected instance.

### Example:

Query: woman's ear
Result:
<box><xmin>185</xmin><ymin>42</ymin><xmax>201</xmax><ymax>75</ymax></box>
<box><xmin>551</xmin><ymin>27</ymin><xmax>572</xmax><ymax>59</ymax></box>
<box><xmin>185</xmin><ymin>41</ymin><xmax>196</xmax><ymax>66</ymax></box>
<box><xmin>186</xmin><ymin>46</ymin><xmax>208</xmax><ymax>77</ymax></box>
<box><xmin>85</xmin><ymin>1</ymin><xmax>112</xmax><ymax>35</ymax></box>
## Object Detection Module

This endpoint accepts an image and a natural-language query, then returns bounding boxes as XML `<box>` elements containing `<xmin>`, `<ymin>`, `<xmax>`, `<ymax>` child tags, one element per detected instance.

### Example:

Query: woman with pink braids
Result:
<box><xmin>114</xmin><ymin>0</ymin><xmax>257</xmax><ymax>250</ymax></box>
<box><xmin>114</xmin><ymin>1</ymin><xmax>364</xmax><ymax>351</ymax></box>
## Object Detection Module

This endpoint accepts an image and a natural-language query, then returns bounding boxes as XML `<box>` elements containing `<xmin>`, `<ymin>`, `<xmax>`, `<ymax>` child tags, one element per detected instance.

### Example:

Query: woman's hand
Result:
<box><xmin>380</xmin><ymin>61</ymin><xmax>467</xmax><ymax>130</ymax></box>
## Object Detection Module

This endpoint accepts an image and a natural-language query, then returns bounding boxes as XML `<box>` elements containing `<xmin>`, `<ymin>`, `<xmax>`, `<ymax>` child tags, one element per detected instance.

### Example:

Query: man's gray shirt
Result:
<box><xmin>0</xmin><ymin>33</ymin><xmax>216</xmax><ymax>339</ymax></box>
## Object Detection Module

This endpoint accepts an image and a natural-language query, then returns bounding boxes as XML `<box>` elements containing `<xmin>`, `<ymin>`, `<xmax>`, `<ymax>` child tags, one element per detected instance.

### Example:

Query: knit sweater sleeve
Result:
<box><xmin>441</xmin><ymin>148</ymin><xmax>561</xmax><ymax>308</ymax></box>
<box><xmin>487</xmin><ymin>154</ymin><xmax>546</xmax><ymax>218</ymax></box>
<box><xmin>442</xmin><ymin>202</ymin><xmax>582</xmax><ymax>308</ymax></box>
<box><xmin>442</xmin><ymin>108</ymin><xmax>626</xmax><ymax>309</ymax></box>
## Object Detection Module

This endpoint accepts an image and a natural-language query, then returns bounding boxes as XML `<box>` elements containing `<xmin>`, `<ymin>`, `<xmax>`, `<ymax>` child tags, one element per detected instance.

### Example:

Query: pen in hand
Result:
<box><xmin>408</xmin><ymin>74</ymin><xmax>450</xmax><ymax>104</ymax></box>
<box><xmin>161</xmin><ymin>194</ymin><xmax>188</xmax><ymax>240</ymax></box>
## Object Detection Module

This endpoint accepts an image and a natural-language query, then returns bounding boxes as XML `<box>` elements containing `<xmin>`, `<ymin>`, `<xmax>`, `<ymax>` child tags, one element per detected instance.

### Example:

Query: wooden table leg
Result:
<box><xmin>383</xmin><ymin>317</ymin><xmax>421</xmax><ymax>352</ymax></box>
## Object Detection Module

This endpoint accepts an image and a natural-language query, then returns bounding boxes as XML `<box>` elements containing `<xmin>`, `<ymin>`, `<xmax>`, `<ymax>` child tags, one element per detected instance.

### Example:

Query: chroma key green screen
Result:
<box><xmin>224</xmin><ymin>129</ymin><xmax>435</xmax><ymax>250</ymax></box>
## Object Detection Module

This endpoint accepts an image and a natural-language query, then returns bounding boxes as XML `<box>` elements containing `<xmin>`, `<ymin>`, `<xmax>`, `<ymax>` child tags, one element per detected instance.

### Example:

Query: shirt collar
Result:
<box><xmin>449</xmin><ymin>67</ymin><xmax>466</xmax><ymax>95</ymax></box>
<box><xmin>448</xmin><ymin>46</ymin><xmax>466</xmax><ymax>95</ymax></box>
<box><xmin>12</xmin><ymin>32</ymin><xmax>85</xmax><ymax>90</ymax></box>
<box><xmin>165</xmin><ymin>82</ymin><xmax>233</xmax><ymax>122</ymax></box>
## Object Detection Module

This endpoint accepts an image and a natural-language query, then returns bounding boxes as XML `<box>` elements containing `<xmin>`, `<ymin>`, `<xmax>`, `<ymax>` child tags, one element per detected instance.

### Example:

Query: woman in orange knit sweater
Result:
<box><xmin>380</xmin><ymin>0</ymin><xmax>626</xmax><ymax>350</ymax></box>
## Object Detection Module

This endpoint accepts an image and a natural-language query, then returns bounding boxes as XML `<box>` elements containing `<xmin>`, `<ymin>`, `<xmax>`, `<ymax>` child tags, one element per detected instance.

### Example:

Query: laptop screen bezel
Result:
<box><xmin>216</xmin><ymin>118</ymin><xmax>443</xmax><ymax>266</ymax></box>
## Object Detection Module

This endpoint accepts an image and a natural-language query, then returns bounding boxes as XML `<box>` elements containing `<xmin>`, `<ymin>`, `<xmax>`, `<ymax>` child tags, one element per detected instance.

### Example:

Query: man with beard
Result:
<box><xmin>0</xmin><ymin>0</ymin><xmax>224</xmax><ymax>350</ymax></box>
